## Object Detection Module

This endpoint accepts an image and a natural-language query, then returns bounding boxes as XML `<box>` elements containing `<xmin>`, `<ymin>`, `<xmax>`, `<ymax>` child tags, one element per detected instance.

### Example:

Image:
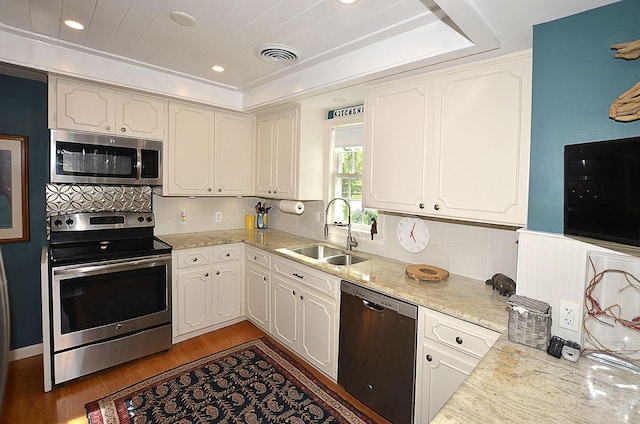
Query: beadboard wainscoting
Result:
<box><xmin>515</xmin><ymin>229</ymin><xmax>631</xmax><ymax>343</ymax></box>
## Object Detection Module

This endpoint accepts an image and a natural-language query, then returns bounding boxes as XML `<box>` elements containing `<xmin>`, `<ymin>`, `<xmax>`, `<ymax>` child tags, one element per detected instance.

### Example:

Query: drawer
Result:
<box><xmin>245</xmin><ymin>246</ymin><xmax>270</xmax><ymax>269</ymax></box>
<box><xmin>272</xmin><ymin>256</ymin><xmax>339</xmax><ymax>299</ymax></box>
<box><xmin>421</xmin><ymin>307</ymin><xmax>500</xmax><ymax>358</ymax></box>
<box><xmin>213</xmin><ymin>244</ymin><xmax>241</xmax><ymax>262</ymax></box>
<box><xmin>176</xmin><ymin>247</ymin><xmax>211</xmax><ymax>269</ymax></box>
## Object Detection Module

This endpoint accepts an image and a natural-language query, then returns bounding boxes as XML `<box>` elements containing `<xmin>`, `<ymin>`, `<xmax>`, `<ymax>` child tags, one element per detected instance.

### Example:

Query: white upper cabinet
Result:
<box><xmin>50</xmin><ymin>76</ymin><xmax>166</xmax><ymax>140</ymax></box>
<box><xmin>165</xmin><ymin>101</ymin><xmax>215</xmax><ymax>195</ymax></box>
<box><xmin>255</xmin><ymin>104</ymin><xmax>325</xmax><ymax>200</ymax></box>
<box><xmin>364</xmin><ymin>52</ymin><xmax>532</xmax><ymax>226</ymax></box>
<box><xmin>364</xmin><ymin>79</ymin><xmax>435</xmax><ymax>213</ymax></box>
<box><xmin>163</xmin><ymin>101</ymin><xmax>254</xmax><ymax>196</ymax></box>
<box><xmin>256</xmin><ymin>107</ymin><xmax>297</xmax><ymax>199</ymax></box>
<box><xmin>214</xmin><ymin>110</ymin><xmax>254</xmax><ymax>196</ymax></box>
<box><xmin>432</xmin><ymin>54</ymin><xmax>532</xmax><ymax>226</ymax></box>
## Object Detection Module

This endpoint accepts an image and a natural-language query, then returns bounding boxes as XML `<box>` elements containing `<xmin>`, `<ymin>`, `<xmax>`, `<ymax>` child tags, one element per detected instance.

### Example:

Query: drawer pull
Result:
<box><xmin>293</xmin><ymin>273</ymin><xmax>304</xmax><ymax>279</ymax></box>
<box><xmin>456</xmin><ymin>336</ymin><xmax>463</xmax><ymax>344</ymax></box>
<box><xmin>426</xmin><ymin>354</ymin><xmax>432</xmax><ymax>362</ymax></box>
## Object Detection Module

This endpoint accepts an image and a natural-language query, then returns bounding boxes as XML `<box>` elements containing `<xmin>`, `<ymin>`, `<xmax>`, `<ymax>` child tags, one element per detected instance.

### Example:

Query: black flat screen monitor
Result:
<box><xmin>564</xmin><ymin>136</ymin><xmax>640</xmax><ymax>247</ymax></box>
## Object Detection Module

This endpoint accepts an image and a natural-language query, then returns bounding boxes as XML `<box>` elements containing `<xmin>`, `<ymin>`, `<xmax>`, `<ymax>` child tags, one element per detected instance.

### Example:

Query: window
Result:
<box><xmin>330</xmin><ymin>124</ymin><xmax>377</xmax><ymax>230</ymax></box>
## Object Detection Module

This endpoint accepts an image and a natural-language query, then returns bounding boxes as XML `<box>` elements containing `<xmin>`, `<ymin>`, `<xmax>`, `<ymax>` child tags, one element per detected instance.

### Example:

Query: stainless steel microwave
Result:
<box><xmin>50</xmin><ymin>130</ymin><xmax>162</xmax><ymax>186</ymax></box>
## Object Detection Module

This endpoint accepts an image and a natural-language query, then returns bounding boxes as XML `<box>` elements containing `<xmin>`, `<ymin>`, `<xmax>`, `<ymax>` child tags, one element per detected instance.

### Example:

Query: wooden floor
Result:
<box><xmin>0</xmin><ymin>321</ymin><xmax>390</xmax><ymax>424</ymax></box>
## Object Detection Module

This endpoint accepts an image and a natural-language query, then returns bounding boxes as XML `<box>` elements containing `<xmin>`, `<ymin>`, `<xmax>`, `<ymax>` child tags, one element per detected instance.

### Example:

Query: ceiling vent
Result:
<box><xmin>254</xmin><ymin>44</ymin><xmax>302</xmax><ymax>66</ymax></box>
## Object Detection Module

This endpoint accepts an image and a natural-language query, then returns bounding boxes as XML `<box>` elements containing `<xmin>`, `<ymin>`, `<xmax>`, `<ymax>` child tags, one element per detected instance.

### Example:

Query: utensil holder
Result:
<box><xmin>256</xmin><ymin>212</ymin><xmax>268</xmax><ymax>229</ymax></box>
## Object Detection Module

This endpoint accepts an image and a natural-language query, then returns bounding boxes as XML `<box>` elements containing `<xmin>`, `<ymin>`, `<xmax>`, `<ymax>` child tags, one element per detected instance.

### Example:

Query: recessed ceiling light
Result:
<box><xmin>211</xmin><ymin>65</ymin><xmax>225</xmax><ymax>73</ymax></box>
<box><xmin>170</xmin><ymin>11</ymin><xmax>197</xmax><ymax>26</ymax></box>
<box><xmin>338</xmin><ymin>0</ymin><xmax>360</xmax><ymax>4</ymax></box>
<box><xmin>64</xmin><ymin>20</ymin><xmax>85</xmax><ymax>30</ymax></box>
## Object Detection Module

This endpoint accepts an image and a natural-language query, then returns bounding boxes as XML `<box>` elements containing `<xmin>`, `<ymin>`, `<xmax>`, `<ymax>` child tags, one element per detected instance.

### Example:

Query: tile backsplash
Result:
<box><xmin>45</xmin><ymin>183</ymin><xmax>152</xmax><ymax>233</ymax></box>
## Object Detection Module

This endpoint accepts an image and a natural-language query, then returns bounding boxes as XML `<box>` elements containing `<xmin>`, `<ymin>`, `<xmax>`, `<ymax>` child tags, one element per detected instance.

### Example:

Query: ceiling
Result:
<box><xmin>0</xmin><ymin>0</ymin><xmax>620</xmax><ymax>109</ymax></box>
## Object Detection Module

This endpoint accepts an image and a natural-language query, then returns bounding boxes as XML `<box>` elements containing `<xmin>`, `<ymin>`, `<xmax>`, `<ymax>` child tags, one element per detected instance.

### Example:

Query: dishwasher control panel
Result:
<box><xmin>340</xmin><ymin>280</ymin><xmax>417</xmax><ymax>319</ymax></box>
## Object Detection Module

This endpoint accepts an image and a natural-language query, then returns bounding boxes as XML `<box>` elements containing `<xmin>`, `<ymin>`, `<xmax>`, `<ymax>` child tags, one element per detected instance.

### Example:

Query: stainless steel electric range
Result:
<box><xmin>42</xmin><ymin>211</ymin><xmax>172</xmax><ymax>391</ymax></box>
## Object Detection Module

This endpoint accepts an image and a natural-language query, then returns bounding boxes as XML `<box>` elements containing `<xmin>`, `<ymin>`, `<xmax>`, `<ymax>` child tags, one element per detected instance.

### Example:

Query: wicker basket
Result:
<box><xmin>507</xmin><ymin>295</ymin><xmax>552</xmax><ymax>350</ymax></box>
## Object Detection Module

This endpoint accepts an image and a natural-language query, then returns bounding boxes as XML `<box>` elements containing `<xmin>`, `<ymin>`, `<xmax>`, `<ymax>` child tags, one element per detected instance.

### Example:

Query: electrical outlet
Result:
<box><xmin>180</xmin><ymin>210</ymin><xmax>187</xmax><ymax>224</ymax></box>
<box><xmin>559</xmin><ymin>301</ymin><xmax>580</xmax><ymax>331</ymax></box>
<box><xmin>214</xmin><ymin>211</ymin><xmax>222</xmax><ymax>223</ymax></box>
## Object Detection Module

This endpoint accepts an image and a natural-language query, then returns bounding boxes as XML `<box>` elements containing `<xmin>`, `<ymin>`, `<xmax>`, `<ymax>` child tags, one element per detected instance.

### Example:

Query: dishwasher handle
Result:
<box><xmin>362</xmin><ymin>299</ymin><xmax>385</xmax><ymax>312</ymax></box>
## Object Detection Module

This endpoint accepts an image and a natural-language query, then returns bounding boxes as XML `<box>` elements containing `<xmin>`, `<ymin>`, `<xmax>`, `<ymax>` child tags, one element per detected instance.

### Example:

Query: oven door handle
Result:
<box><xmin>52</xmin><ymin>254</ymin><xmax>171</xmax><ymax>277</ymax></box>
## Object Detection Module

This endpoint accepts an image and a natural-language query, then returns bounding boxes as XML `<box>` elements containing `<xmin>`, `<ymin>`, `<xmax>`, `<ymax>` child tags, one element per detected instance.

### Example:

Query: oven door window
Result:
<box><xmin>58</xmin><ymin>265</ymin><xmax>167</xmax><ymax>334</ymax></box>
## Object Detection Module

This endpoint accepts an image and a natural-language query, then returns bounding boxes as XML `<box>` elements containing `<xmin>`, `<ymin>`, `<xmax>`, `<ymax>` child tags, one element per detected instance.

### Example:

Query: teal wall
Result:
<box><xmin>528</xmin><ymin>0</ymin><xmax>640</xmax><ymax>233</ymax></box>
<box><xmin>0</xmin><ymin>74</ymin><xmax>48</xmax><ymax>349</ymax></box>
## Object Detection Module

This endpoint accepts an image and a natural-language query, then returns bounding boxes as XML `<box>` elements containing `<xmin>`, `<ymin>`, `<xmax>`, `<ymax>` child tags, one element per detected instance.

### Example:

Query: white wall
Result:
<box><xmin>153</xmin><ymin>194</ymin><xmax>519</xmax><ymax>282</ymax></box>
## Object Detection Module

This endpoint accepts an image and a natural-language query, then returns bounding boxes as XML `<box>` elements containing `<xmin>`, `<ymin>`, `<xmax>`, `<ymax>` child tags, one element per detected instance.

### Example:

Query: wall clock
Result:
<box><xmin>397</xmin><ymin>217</ymin><xmax>429</xmax><ymax>252</ymax></box>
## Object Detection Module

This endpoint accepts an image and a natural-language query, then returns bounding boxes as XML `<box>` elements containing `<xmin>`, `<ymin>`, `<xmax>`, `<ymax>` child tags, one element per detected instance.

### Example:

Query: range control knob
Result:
<box><xmin>138</xmin><ymin>216</ymin><xmax>145</xmax><ymax>222</ymax></box>
<box><xmin>54</xmin><ymin>219</ymin><xmax>63</xmax><ymax>227</ymax></box>
<box><xmin>65</xmin><ymin>218</ymin><xmax>74</xmax><ymax>226</ymax></box>
<box><xmin>146</xmin><ymin>216</ymin><xmax>153</xmax><ymax>222</ymax></box>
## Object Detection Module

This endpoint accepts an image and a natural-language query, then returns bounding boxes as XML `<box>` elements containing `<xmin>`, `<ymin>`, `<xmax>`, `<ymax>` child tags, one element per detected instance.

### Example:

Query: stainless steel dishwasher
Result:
<box><xmin>338</xmin><ymin>280</ymin><xmax>417</xmax><ymax>424</ymax></box>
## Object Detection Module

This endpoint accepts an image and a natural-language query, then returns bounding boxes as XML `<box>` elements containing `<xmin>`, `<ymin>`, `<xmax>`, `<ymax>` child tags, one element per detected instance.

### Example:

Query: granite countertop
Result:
<box><xmin>158</xmin><ymin>228</ymin><xmax>639</xmax><ymax>423</ymax></box>
<box><xmin>432</xmin><ymin>335</ymin><xmax>639</xmax><ymax>423</ymax></box>
<box><xmin>158</xmin><ymin>228</ymin><xmax>510</xmax><ymax>333</ymax></box>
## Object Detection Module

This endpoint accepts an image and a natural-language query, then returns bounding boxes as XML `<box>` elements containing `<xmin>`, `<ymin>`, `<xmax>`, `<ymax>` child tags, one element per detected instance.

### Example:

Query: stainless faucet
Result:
<box><xmin>324</xmin><ymin>197</ymin><xmax>358</xmax><ymax>251</ymax></box>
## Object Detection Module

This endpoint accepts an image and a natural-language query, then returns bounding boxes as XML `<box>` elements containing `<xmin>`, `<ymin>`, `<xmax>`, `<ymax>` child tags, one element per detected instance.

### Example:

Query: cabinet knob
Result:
<box><xmin>105</xmin><ymin>125</ymin><xmax>111</xmax><ymax>131</ymax></box>
<box><xmin>268</xmin><ymin>190</ymin><xmax>272</xmax><ymax>194</ymax></box>
<box><xmin>226</xmin><ymin>253</ymin><xmax>231</xmax><ymax>257</ymax></box>
<box><xmin>419</xmin><ymin>203</ymin><xmax>425</xmax><ymax>209</ymax></box>
<box><xmin>293</xmin><ymin>290</ymin><xmax>296</xmax><ymax>296</ymax></box>
<box><xmin>434</xmin><ymin>204</ymin><xmax>440</xmax><ymax>211</ymax></box>
<box><xmin>120</xmin><ymin>127</ymin><xmax>126</xmax><ymax>132</ymax></box>
<box><xmin>300</xmin><ymin>295</ymin><xmax>304</xmax><ymax>300</ymax></box>
<box><xmin>426</xmin><ymin>354</ymin><xmax>432</xmax><ymax>362</ymax></box>
<box><xmin>204</xmin><ymin>273</ymin><xmax>209</xmax><ymax>277</ymax></box>
<box><xmin>207</xmin><ymin>188</ymin><xmax>212</xmax><ymax>192</ymax></box>
<box><xmin>253</xmin><ymin>256</ymin><xmax>257</xmax><ymax>260</ymax></box>
<box><xmin>216</xmin><ymin>271</ymin><xmax>220</xmax><ymax>275</ymax></box>
<box><xmin>218</xmin><ymin>188</ymin><xmax>222</xmax><ymax>192</ymax></box>
<box><xmin>456</xmin><ymin>336</ymin><xmax>463</xmax><ymax>344</ymax></box>
<box><xmin>192</xmin><ymin>257</ymin><xmax>198</xmax><ymax>262</ymax></box>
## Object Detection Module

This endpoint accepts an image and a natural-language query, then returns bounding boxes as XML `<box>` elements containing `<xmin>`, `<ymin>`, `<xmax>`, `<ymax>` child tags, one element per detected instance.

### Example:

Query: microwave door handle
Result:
<box><xmin>136</xmin><ymin>149</ymin><xmax>142</xmax><ymax>180</ymax></box>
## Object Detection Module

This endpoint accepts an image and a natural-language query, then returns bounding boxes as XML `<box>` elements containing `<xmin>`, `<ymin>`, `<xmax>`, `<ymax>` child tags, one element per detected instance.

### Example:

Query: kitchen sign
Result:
<box><xmin>327</xmin><ymin>104</ymin><xmax>364</xmax><ymax>119</ymax></box>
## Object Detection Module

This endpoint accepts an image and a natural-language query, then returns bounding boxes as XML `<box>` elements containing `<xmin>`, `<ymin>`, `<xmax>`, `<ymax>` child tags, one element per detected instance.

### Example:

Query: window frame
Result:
<box><xmin>326</xmin><ymin>116</ymin><xmax>382</xmax><ymax>239</ymax></box>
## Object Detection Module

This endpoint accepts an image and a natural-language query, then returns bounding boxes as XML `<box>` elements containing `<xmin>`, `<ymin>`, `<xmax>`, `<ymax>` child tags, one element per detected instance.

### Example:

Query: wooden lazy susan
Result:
<box><xmin>405</xmin><ymin>264</ymin><xmax>449</xmax><ymax>282</ymax></box>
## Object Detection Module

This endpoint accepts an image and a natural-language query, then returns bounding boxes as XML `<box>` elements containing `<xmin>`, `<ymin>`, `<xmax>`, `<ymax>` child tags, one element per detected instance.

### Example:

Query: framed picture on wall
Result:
<box><xmin>0</xmin><ymin>134</ymin><xmax>29</xmax><ymax>243</ymax></box>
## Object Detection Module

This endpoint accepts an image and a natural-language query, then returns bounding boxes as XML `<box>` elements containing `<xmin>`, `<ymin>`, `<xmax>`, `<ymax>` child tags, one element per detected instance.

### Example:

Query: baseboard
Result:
<box><xmin>9</xmin><ymin>343</ymin><xmax>43</xmax><ymax>361</ymax></box>
<box><xmin>172</xmin><ymin>317</ymin><xmax>247</xmax><ymax>344</ymax></box>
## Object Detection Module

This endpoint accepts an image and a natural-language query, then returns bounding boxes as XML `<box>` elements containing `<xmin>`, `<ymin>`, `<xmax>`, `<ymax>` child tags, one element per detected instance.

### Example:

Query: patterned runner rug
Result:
<box><xmin>85</xmin><ymin>337</ymin><xmax>376</xmax><ymax>423</ymax></box>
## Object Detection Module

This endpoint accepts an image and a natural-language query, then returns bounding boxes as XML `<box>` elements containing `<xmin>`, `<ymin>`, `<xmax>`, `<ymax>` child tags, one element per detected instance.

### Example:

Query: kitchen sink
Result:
<box><xmin>288</xmin><ymin>244</ymin><xmax>368</xmax><ymax>266</ymax></box>
<box><xmin>322</xmin><ymin>254</ymin><xmax>368</xmax><ymax>266</ymax></box>
<box><xmin>291</xmin><ymin>245</ymin><xmax>343</xmax><ymax>260</ymax></box>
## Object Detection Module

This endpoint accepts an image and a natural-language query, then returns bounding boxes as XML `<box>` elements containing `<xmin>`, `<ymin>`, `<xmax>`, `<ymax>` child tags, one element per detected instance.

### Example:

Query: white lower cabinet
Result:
<box><xmin>245</xmin><ymin>247</ymin><xmax>272</xmax><ymax>333</ymax></box>
<box><xmin>173</xmin><ymin>244</ymin><xmax>243</xmax><ymax>341</ymax></box>
<box><xmin>415</xmin><ymin>307</ymin><xmax>500</xmax><ymax>423</ymax></box>
<box><xmin>244</xmin><ymin>248</ymin><xmax>339</xmax><ymax>380</ymax></box>
<box><xmin>271</xmin><ymin>274</ymin><xmax>337</xmax><ymax>378</ymax></box>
